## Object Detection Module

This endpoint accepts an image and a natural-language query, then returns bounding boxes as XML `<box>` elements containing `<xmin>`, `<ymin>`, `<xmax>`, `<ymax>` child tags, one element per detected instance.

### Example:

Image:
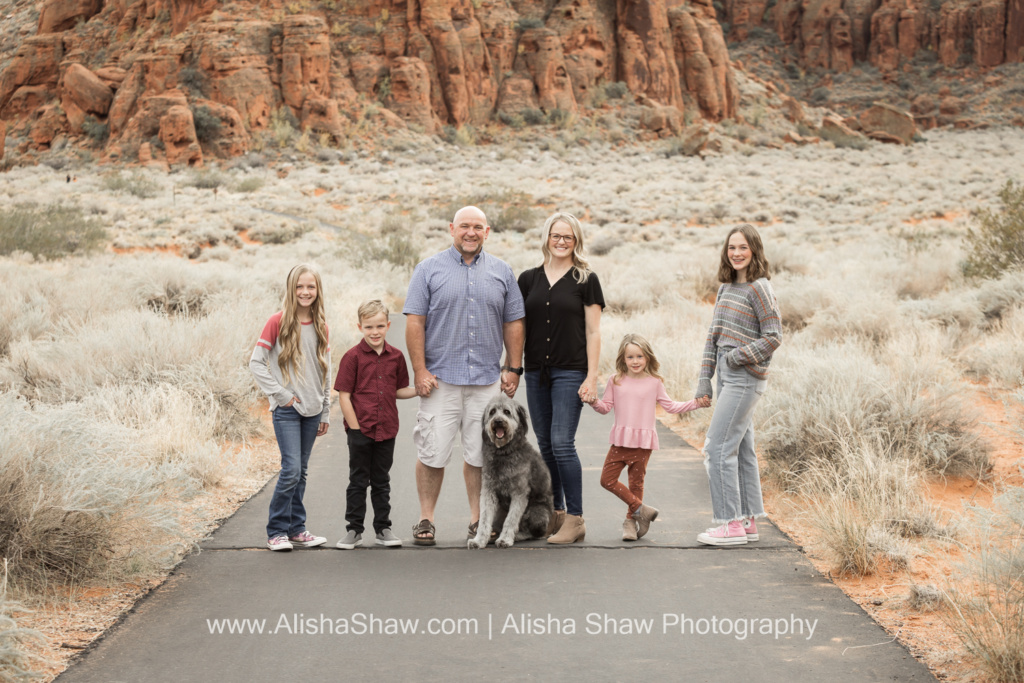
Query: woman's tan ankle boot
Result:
<box><xmin>547</xmin><ymin>514</ymin><xmax>585</xmax><ymax>544</ymax></box>
<box><xmin>545</xmin><ymin>509</ymin><xmax>566</xmax><ymax>538</ymax></box>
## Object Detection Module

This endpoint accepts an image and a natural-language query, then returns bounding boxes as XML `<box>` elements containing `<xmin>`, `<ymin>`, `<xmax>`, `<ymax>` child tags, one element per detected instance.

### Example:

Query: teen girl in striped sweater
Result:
<box><xmin>695</xmin><ymin>225</ymin><xmax>782</xmax><ymax>547</ymax></box>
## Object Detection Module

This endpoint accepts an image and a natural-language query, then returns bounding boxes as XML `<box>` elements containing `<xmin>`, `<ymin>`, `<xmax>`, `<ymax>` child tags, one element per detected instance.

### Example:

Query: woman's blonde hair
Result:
<box><xmin>612</xmin><ymin>333</ymin><xmax>663</xmax><ymax>384</ymax></box>
<box><xmin>540</xmin><ymin>212</ymin><xmax>592</xmax><ymax>284</ymax></box>
<box><xmin>718</xmin><ymin>223</ymin><xmax>771</xmax><ymax>284</ymax></box>
<box><xmin>279</xmin><ymin>263</ymin><xmax>329</xmax><ymax>388</ymax></box>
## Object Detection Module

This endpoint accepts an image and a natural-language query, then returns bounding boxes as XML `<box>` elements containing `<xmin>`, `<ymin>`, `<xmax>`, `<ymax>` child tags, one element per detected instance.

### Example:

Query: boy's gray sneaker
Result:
<box><xmin>375</xmin><ymin>529</ymin><xmax>403</xmax><ymax>547</ymax></box>
<box><xmin>336</xmin><ymin>530</ymin><xmax>362</xmax><ymax>549</ymax></box>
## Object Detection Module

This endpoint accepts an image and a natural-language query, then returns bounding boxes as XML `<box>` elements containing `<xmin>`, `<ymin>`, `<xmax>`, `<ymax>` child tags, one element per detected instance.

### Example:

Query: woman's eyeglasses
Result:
<box><xmin>549</xmin><ymin>234</ymin><xmax>576</xmax><ymax>244</ymax></box>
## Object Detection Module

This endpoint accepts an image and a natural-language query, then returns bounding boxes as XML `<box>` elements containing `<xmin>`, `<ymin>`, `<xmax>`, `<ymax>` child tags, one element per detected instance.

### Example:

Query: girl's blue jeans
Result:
<box><xmin>525</xmin><ymin>369</ymin><xmax>586</xmax><ymax>516</ymax></box>
<box><xmin>266</xmin><ymin>405</ymin><xmax>320</xmax><ymax>539</ymax></box>
<box><xmin>703</xmin><ymin>350</ymin><xmax>767</xmax><ymax>524</ymax></box>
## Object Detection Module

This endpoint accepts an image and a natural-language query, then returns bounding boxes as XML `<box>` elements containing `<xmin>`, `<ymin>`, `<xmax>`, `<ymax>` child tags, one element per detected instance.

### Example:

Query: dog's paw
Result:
<box><xmin>468</xmin><ymin>535</ymin><xmax>488</xmax><ymax>549</ymax></box>
<box><xmin>495</xmin><ymin>536</ymin><xmax>514</xmax><ymax>549</ymax></box>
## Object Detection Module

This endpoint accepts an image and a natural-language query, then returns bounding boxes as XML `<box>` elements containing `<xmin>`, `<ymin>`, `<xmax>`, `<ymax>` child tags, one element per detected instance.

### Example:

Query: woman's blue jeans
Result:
<box><xmin>266</xmin><ymin>405</ymin><xmax>321</xmax><ymax>538</ymax></box>
<box><xmin>525</xmin><ymin>369</ymin><xmax>586</xmax><ymax>516</ymax></box>
<box><xmin>703</xmin><ymin>350</ymin><xmax>767</xmax><ymax>524</ymax></box>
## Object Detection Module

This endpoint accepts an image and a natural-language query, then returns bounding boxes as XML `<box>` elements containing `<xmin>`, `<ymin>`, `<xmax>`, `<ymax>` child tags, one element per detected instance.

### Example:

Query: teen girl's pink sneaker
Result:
<box><xmin>696</xmin><ymin>521</ymin><xmax>748</xmax><ymax>546</ymax></box>
<box><xmin>743</xmin><ymin>517</ymin><xmax>759</xmax><ymax>541</ymax></box>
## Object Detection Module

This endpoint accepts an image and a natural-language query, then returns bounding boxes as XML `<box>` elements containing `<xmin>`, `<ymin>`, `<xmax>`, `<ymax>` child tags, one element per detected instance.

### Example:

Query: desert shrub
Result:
<box><xmin>963</xmin><ymin>180</ymin><xmax>1024</xmax><ymax>279</ymax></box>
<box><xmin>184</xmin><ymin>169</ymin><xmax>225</xmax><ymax>190</ymax></box>
<box><xmin>0</xmin><ymin>204</ymin><xmax>106</xmax><ymax>259</ymax></box>
<box><xmin>191</xmin><ymin>105</ymin><xmax>222</xmax><ymax>143</ymax></box>
<box><xmin>103</xmin><ymin>171</ymin><xmax>159</xmax><ymax>198</ymax></box>
<box><xmin>945</xmin><ymin>487</ymin><xmax>1024</xmax><ymax>682</ymax></box>
<box><xmin>515</xmin><ymin>17</ymin><xmax>544</xmax><ymax>31</ymax></box>
<box><xmin>0</xmin><ymin>565</ymin><xmax>48</xmax><ymax>678</ymax></box>
<box><xmin>441</xmin><ymin>190</ymin><xmax>540</xmax><ymax>233</ymax></box>
<box><xmin>589</xmin><ymin>235</ymin><xmax>623</xmax><ymax>256</ymax></box>
<box><xmin>178</xmin><ymin>66</ymin><xmax>206</xmax><ymax>96</ymax></box>
<box><xmin>232</xmin><ymin>177</ymin><xmax>265</xmax><ymax>193</ymax></box>
<box><xmin>819</xmin><ymin>125</ymin><xmax>871</xmax><ymax>150</ymax></box>
<box><xmin>81</xmin><ymin>114</ymin><xmax>109</xmax><ymax>144</ymax></box>
<box><xmin>809</xmin><ymin>87</ymin><xmax>831</xmax><ymax>104</ymax></box>
<box><xmin>270</xmin><ymin>107</ymin><xmax>297</xmax><ymax>148</ymax></box>
<box><xmin>248</xmin><ymin>222</ymin><xmax>313</xmax><ymax>244</ymax></box>
<box><xmin>604</xmin><ymin>81</ymin><xmax>630</xmax><ymax>100</ymax></box>
<box><xmin>799</xmin><ymin>437</ymin><xmax>921</xmax><ymax>574</ymax></box>
<box><xmin>0</xmin><ymin>393</ymin><xmax>182</xmax><ymax>587</ymax></box>
<box><xmin>760</xmin><ymin>340</ymin><xmax>988</xmax><ymax>480</ymax></box>
<box><xmin>356</xmin><ymin>212</ymin><xmax>420</xmax><ymax>271</ymax></box>
<box><xmin>496</xmin><ymin>111</ymin><xmax>525</xmax><ymax>129</ymax></box>
<box><xmin>547</xmin><ymin>108</ymin><xmax>572</xmax><ymax>126</ymax></box>
<box><xmin>132</xmin><ymin>263</ymin><xmax>217</xmax><ymax>317</ymax></box>
<box><xmin>522</xmin><ymin>108</ymin><xmax>545</xmax><ymax>126</ymax></box>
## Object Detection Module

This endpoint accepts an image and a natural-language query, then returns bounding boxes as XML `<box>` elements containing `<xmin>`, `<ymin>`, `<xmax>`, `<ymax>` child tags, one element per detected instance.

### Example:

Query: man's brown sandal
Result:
<box><xmin>412</xmin><ymin>519</ymin><xmax>435</xmax><ymax>546</ymax></box>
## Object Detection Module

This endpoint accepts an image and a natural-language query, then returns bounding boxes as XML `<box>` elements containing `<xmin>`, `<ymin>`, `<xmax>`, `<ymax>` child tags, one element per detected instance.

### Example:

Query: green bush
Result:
<box><xmin>963</xmin><ymin>180</ymin><xmax>1024</xmax><ymax>279</ymax></box>
<box><xmin>191</xmin><ymin>105</ymin><xmax>222</xmax><ymax>144</ymax></box>
<box><xmin>515</xmin><ymin>17</ymin><xmax>544</xmax><ymax>31</ymax></box>
<box><xmin>522</xmin><ymin>108</ymin><xmax>545</xmax><ymax>125</ymax></box>
<box><xmin>604</xmin><ymin>81</ymin><xmax>630</xmax><ymax>100</ymax></box>
<box><xmin>81</xmin><ymin>115</ymin><xmax>109</xmax><ymax>144</ymax></box>
<box><xmin>0</xmin><ymin>204</ymin><xmax>107</xmax><ymax>259</ymax></box>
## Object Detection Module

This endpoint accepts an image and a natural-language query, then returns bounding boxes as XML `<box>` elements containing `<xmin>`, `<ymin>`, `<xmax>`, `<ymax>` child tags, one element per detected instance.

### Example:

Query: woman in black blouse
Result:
<box><xmin>518</xmin><ymin>212</ymin><xmax>604</xmax><ymax>544</ymax></box>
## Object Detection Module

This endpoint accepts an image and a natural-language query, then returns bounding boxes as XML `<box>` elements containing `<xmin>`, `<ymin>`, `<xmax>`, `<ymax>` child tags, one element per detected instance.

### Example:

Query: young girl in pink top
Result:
<box><xmin>587</xmin><ymin>334</ymin><xmax>706</xmax><ymax>541</ymax></box>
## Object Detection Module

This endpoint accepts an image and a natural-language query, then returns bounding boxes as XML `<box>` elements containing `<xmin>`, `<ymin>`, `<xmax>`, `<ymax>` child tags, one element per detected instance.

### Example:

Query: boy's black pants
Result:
<box><xmin>345</xmin><ymin>430</ymin><xmax>395</xmax><ymax>534</ymax></box>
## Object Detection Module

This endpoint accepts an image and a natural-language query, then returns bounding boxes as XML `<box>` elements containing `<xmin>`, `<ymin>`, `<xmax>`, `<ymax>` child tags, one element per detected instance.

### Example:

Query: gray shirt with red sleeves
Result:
<box><xmin>249</xmin><ymin>311</ymin><xmax>331</xmax><ymax>423</ymax></box>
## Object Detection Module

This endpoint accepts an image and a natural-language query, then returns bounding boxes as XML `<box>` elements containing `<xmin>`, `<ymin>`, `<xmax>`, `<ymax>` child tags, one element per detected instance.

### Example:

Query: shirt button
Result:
<box><xmin>546</xmin><ymin>338</ymin><xmax>550</xmax><ymax>341</ymax></box>
<box><xmin>546</xmin><ymin>302</ymin><xmax>549</xmax><ymax>305</ymax></box>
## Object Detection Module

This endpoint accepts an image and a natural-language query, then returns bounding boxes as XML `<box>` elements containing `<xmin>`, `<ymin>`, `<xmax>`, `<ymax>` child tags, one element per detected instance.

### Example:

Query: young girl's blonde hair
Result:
<box><xmin>278</xmin><ymin>263</ymin><xmax>329</xmax><ymax>387</ymax></box>
<box><xmin>613</xmin><ymin>333</ymin><xmax>663</xmax><ymax>384</ymax></box>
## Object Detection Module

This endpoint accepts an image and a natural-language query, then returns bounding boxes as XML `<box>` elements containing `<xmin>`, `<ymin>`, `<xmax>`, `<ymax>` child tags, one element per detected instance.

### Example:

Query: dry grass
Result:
<box><xmin>0</xmin><ymin>126</ymin><xmax>1022</xmax><ymax>679</ymax></box>
<box><xmin>944</xmin><ymin>488</ymin><xmax>1024</xmax><ymax>682</ymax></box>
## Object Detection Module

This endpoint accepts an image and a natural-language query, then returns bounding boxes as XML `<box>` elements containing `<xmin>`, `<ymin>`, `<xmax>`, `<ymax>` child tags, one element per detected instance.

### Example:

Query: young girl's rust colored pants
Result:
<box><xmin>600</xmin><ymin>446</ymin><xmax>652</xmax><ymax>517</ymax></box>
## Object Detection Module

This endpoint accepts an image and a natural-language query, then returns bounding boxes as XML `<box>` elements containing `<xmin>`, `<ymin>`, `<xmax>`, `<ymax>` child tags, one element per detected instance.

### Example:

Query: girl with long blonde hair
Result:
<box><xmin>250</xmin><ymin>264</ymin><xmax>332</xmax><ymax>551</ymax></box>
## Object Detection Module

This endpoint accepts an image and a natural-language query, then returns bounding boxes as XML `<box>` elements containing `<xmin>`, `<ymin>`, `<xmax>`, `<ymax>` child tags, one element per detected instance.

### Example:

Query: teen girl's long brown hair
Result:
<box><xmin>278</xmin><ymin>264</ymin><xmax>329</xmax><ymax>388</ymax></box>
<box><xmin>717</xmin><ymin>223</ymin><xmax>772</xmax><ymax>284</ymax></box>
<box><xmin>612</xmin><ymin>333</ymin><xmax>663</xmax><ymax>385</ymax></box>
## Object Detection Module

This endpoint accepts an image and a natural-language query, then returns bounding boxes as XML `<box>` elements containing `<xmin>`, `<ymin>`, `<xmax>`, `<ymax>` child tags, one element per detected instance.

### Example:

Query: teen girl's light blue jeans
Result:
<box><xmin>703</xmin><ymin>349</ymin><xmax>767</xmax><ymax>524</ymax></box>
<box><xmin>266</xmin><ymin>405</ymin><xmax>320</xmax><ymax>539</ymax></box>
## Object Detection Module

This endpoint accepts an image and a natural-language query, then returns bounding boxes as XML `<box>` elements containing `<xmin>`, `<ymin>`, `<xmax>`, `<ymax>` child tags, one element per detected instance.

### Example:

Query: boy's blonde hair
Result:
<box><xmin>357</xmin><ymin>299</ymin><xmax>389</xmax><ymax>322</ymax></box>
<box><xmin>612</xmin><ymin>333</ymin><xmax>663</xmax><ymax>384</ymax></box>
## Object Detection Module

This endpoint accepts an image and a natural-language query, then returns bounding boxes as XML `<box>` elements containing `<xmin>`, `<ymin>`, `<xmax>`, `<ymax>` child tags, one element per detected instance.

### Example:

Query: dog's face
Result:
<box><xmin>482</xmin><ymin>395</ymin><xmax>529</xmax><ymax>449</ymax></box>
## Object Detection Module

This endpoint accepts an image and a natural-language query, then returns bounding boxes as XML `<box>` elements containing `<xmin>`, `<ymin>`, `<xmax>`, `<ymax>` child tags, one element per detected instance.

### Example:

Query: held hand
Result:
<box><xmin>578</xmin><ymin>376</ymin><xmax>597</xmax><ymax>404</ymax></box>
<box><xmin>697</xmin><ymin>396</ymin><xmax>711</xmax><ymax>409</ymax></box>
<box><xmin>501</xmin><ymin>371</ymin><xmax>520</xmax><ymax>397</ymax></box>
<box><xmin>414</xmin><ymin>368</ymin><xmax>438</xmax><ymax>397</ymax></box>
<box><xmin>317</xmin><ymin>422</ymin><xmax>329</xmax><ymax>436</ymax></box>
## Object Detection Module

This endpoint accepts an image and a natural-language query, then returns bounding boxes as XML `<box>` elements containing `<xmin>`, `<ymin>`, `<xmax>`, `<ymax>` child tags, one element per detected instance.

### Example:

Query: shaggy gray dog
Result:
<box><xmin>468</xmin><ymin>395</ymin><xmax>553</xmax><ymax>549</ymax></box>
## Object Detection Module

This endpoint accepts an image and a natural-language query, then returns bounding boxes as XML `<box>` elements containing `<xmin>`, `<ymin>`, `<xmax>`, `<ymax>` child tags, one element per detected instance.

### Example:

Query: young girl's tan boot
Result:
<box><xmin>547</xmin><ymin>514</ymin><xmax>586</xmax><ymax>544</ymax></box>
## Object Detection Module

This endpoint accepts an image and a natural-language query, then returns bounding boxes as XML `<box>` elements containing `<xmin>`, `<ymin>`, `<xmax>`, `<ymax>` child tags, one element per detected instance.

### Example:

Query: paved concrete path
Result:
<box><xmin>58</xmin><ymin>318</ymin><xmax>932</xmax><ymax>682</ymax></box>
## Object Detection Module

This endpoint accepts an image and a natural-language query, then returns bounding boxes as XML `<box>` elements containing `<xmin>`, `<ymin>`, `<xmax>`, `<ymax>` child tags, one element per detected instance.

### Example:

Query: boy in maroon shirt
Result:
<box><xmin>334</xmin><ymin>300</ymin><xmax>416</xmax><ymax>548</ymax></box>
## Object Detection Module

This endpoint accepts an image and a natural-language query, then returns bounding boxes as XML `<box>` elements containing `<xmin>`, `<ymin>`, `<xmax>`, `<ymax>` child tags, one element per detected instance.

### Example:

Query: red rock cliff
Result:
<box><xmin>0</xmin><ymin>0</ymin><xmax>741</xmax><ymax>161</ymax></box>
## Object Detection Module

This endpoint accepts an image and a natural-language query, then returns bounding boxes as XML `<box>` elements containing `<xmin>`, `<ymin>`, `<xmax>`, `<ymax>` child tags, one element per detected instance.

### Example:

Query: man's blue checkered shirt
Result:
<box><xmin>403</xmin><ymin>246</ymin><xmax>525</xmax><ymax>386</ymax></box>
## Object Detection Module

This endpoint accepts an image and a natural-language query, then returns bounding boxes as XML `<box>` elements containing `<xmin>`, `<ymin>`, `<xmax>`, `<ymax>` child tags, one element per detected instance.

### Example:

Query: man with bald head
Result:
<box><xmin>403</xmin><ymin>206</ymin><xmax>526</xmax><ymax>545</ymax></box>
